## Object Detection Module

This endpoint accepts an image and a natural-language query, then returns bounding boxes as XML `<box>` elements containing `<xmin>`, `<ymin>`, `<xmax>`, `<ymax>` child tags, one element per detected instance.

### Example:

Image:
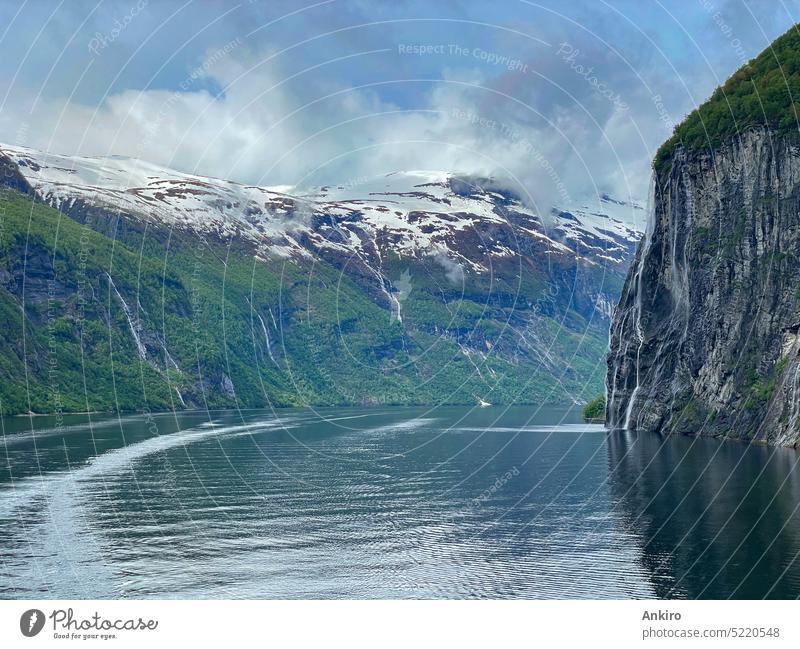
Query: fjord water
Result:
<box><xmin>1</xmin><ymin>406</ymin><xmax>799</xmax><ymax>599</ymax></box>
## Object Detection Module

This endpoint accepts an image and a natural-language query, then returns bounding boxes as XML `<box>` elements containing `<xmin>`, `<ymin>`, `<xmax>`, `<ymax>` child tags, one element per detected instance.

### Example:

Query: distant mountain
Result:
<box><xmin>0</xmin><ymin>144</ymin><xmax>641</xmax><ymax>415</ymax></box>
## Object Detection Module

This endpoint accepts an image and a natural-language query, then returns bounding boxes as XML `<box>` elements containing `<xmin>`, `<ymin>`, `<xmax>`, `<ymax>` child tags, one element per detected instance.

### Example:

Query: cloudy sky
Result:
<box><xmin>0</xmin><ymin>0</ymin><xmax>798</xmax><ymax>218</ymax></box>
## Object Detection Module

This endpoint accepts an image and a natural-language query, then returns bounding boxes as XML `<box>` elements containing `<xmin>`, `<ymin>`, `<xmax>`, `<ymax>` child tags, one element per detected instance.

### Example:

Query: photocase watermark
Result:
<box><xmin>556</xmin><ymin>42</ymin><xmax>629</xmax><ymax>114</ymax></box>
<box><xmin>179</xmin><ymin>37</ymin><xmax>243</xmax><ymax>92</ymax></box>
<box><xmin>397</xmin><ymin>43</ymin><xmax>529</xmax><ymax>72</ymax></box>
<box><xmin>19</xmin><ymin>609</ymin><xmax>45</xmax><ymax>637</ymax></box>
<box><xmin>475</xmin><ymin>466</ymin><xmax>520</xmax><ymax>502</ymax></box>
<box><xmin>20</xmin><ymin>607</ymin><xmax>159</xmax><ymax>641</ymax></box>
<box><xmin>88</xmin><ymin>0</ymin><xmax>149</xmax><ymax>56</ymax></box>
<box><xmin>449</xmin><ymin>107</ymin><xmax>572</xmax><ymax>206</ymax></box>
<box><xmin>189</xmin><ymin>245</ymin><xmax>205</xmax><ymax>342</ymax></box>
<box><xmin>46</xmin><ymin>278</ymin><xmax>65</xmax><ymax>429</ymax></box>
<box><xmin>75</xmin><ymin>227</ymin><xmax>92</xmax><ymax>338</ymax></box>
<box><xmin>454</xmin><ymin>44</ymin><xmax>529</xmax><ymax>73</ymax></box>
<box><xmin>651</xmin><ymin>93</ymin><xmax>675</xmax><ymax>131</ymax></box>
<box><xmin>328</xmin><ymin>175</ymin><xmax>372</xmax><ymax>193</ymax></box>
<box><xmin>397</xmin><ymin>43</ymin><xmax>448</xmax><ymax>56</ymax></box>
<box><xmin>439</xmin><ymin>466</ymin><xmax>521</xmax><ymax>528</ymax></box>
<box><xmin>14</xmin><ymin>121</ymin><xmax>29</xmax><ymax>147</ymax></box>
<box><xmin>140</xmin><ymin>36</ymin><xmax>243</xmax><ymax>152</ymax></box>
<box><xmin>698</xmin><ymin>0</ymin><xmax>748</xmax><ymax>66</ymax></box>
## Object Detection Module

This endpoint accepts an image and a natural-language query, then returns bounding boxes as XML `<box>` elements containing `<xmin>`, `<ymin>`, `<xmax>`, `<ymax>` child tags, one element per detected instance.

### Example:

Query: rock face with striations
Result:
<box><xmin>607</xmin><ymin>25</ymin><xmax>800</xmax><ymax>447</ymax></box>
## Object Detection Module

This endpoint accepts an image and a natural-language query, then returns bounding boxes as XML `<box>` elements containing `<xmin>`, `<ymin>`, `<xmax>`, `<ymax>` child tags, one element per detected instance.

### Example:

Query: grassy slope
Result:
<box><xmin>0</xmin><ymin>188</ymin><xmax>607</xmax><ymax>415</ymax></box>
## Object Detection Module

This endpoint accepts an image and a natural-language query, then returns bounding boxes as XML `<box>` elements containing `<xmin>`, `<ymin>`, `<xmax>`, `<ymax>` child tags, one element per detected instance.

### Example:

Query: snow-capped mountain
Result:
<box><xmin>302</xmin><ymin>171</ymin><xmax>643</xmax><ymax>268</ymax></box>
<box><xmin>0</xmin><ymin>144</ymin><xmax>307</xmax><ymax>258</ymax></box>
<box><xmin>306</xmin><ymin>172</ymin><xmax>642</xmax><ymax>253</ymax></box>
<box><xmin>0</xmin><ymin>144</ymin><xmax>641</xmax><ymax>272</ymax></box>
<box><xmin>0</xmin><ymin>143</ymin><xmax>643</xmax><ymax>412</ymax></box>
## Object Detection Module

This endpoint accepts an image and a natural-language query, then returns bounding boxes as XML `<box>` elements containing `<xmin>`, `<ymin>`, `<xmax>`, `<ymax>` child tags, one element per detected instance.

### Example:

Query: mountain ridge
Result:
<box><xmin>0</xmin><ymin>143</ymin><xmax>640</xmax><ymax>415</ymax></box>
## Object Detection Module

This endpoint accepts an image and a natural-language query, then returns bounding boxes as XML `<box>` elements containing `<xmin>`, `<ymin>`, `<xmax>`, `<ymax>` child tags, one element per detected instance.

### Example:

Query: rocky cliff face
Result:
<box><xmin>607</xmin><ymin>127</ymin><xmax>800</xmax><ymax>447</ymax></box>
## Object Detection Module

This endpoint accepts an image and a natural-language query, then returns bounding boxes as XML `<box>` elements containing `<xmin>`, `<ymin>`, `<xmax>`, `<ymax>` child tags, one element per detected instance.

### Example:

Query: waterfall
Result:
<box><xmin>174</xmin><ymin>386</ymin><xmax>187</xmax><ymax>408</ymax></box>
<box><xmin>621</xmin><ymin>176</ymin><xmax>657</xmax><ymax>431</ymax></box>
<box><xmin>365</xmin><ymin>254</ymin><xmax>401</xmax><ymax>323</ymax></box>
<box><xmin>246</xmin><ymin>296</ymin><xmax>279</xmax><ymax>368</ymax></box>
<box><xmin>255</xmin><ymin>309</ymin><xmax>279</xmax><ymax>367</ymax></box>
<box><xmin>607</xmin><ymin>308</ymin><xmax>631</xmax><ymax>426</ymax></box>
<box><xmin>353</xmin><ymin>229</ymin><xmax>401</xmax><ymax>323</ymax></box>
<box><xmin>388</xmin><ymin>286</ymin><xmax>403</xmax><ymax>324</ymax></box>
<box><xmin>106</xmin><ymin>273</ymin><xmax>147</xmax><ymax>360</ymax></box>
<box><xmin>785</xmin><ymin>334</ymin><xmax>800</xmax><ymax>438</ymax></box>
<box><xmin>673</xmin><ymin>165</ymin><xmax>693</xmax><ymax>351</ymax></box>
<box><xmin>107</xmin><ymin>274</ymin><xmax>189</xmax><ymax>410</ymax></box>
<box><xmin>160</xmin><ymin>339</ymin><xmax>179</xmax><ymax>370</ymax></box>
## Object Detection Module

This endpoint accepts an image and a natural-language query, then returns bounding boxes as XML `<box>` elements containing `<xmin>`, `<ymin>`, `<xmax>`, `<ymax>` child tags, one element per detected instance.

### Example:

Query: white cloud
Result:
<box><xmin>0</xmin><ymin>39</ymin><xmax>681</xmax><ymax>223</ymax></box>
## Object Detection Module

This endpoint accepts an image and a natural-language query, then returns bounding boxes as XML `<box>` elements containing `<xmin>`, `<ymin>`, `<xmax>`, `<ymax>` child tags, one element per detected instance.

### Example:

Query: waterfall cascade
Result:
<box><xmin>106</xmin><ymin>273</ymin><xmax>147</xmax><ymax>360</ymax></box>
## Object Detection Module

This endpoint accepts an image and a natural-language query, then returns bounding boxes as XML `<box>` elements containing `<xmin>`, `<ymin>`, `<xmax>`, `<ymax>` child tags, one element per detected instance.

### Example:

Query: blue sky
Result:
<box><xmin>0</xmin><ymin>0</ymin><xmax>797</xmax><ymax>212</ymax></box>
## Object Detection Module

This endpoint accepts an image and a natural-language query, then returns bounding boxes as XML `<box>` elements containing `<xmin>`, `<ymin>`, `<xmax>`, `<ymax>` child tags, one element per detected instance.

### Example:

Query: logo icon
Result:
<box><xmin>20</xmin><ymin>609</ymin><xmax>45</xmax><ymax>637</ymax></box>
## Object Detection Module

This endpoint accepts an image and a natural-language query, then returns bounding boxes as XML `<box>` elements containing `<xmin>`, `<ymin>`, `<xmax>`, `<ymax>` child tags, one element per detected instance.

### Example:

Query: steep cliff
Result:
<box><xmin>607</xmin><ymin>25</ymin><xmax>800</xmax><ymax>447</ymax></box>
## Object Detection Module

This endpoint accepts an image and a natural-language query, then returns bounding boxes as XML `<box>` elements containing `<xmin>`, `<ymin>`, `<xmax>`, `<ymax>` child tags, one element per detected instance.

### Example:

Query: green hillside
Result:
<box><xmin>0</xmin><ymin>187</ymin><xmax>606</xmax><ymax>415</ymax></box>
<box><xmin>655</xmin><ymin>24</ymin><xmax>800</xmax><ymax>171</ymax></box>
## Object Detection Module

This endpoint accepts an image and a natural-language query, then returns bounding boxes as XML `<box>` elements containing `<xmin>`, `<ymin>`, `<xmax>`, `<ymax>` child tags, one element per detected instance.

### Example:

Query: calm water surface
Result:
<box><xmin>1</xmin><ymin>406</ymin><xmax>799</xmax><ymax>598</ymax></box>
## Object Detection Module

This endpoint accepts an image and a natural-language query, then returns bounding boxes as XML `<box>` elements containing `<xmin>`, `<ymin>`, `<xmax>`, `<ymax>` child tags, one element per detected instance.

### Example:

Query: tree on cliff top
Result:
<box><xmin>655</xmin><ymin>24</ymin><xmax>800</xmax><ymax>172</ymax></box>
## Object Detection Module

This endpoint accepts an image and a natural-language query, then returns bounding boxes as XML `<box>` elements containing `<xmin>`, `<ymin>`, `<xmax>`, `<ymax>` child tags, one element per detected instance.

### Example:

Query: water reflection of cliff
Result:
<box><xmin>607</xmin><ymin>430</ymin><xmax>800</xmax><ymax>599</ymax></box>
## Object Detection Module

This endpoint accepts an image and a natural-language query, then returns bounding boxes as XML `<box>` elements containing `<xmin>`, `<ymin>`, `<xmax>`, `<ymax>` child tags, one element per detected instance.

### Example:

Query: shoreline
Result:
<box><xmin>7</xmin><ymin>402</ymin><xmax>582</xmax><ymax>419</ymax></box>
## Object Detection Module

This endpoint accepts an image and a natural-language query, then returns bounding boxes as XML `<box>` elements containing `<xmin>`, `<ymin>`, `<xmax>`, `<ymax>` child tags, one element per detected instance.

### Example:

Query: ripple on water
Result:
<box><xmin>1</xmin><ymin>407</ymin><xmax>800</xmax><ymax>598</ymax></box>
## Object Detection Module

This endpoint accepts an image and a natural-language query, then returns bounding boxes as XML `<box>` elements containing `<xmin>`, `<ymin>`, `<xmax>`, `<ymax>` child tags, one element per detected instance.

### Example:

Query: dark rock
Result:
<box><xmin>607</xmin><ymin>128</ymin><xmax>800</xmax><ymax>447</ymax></box>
